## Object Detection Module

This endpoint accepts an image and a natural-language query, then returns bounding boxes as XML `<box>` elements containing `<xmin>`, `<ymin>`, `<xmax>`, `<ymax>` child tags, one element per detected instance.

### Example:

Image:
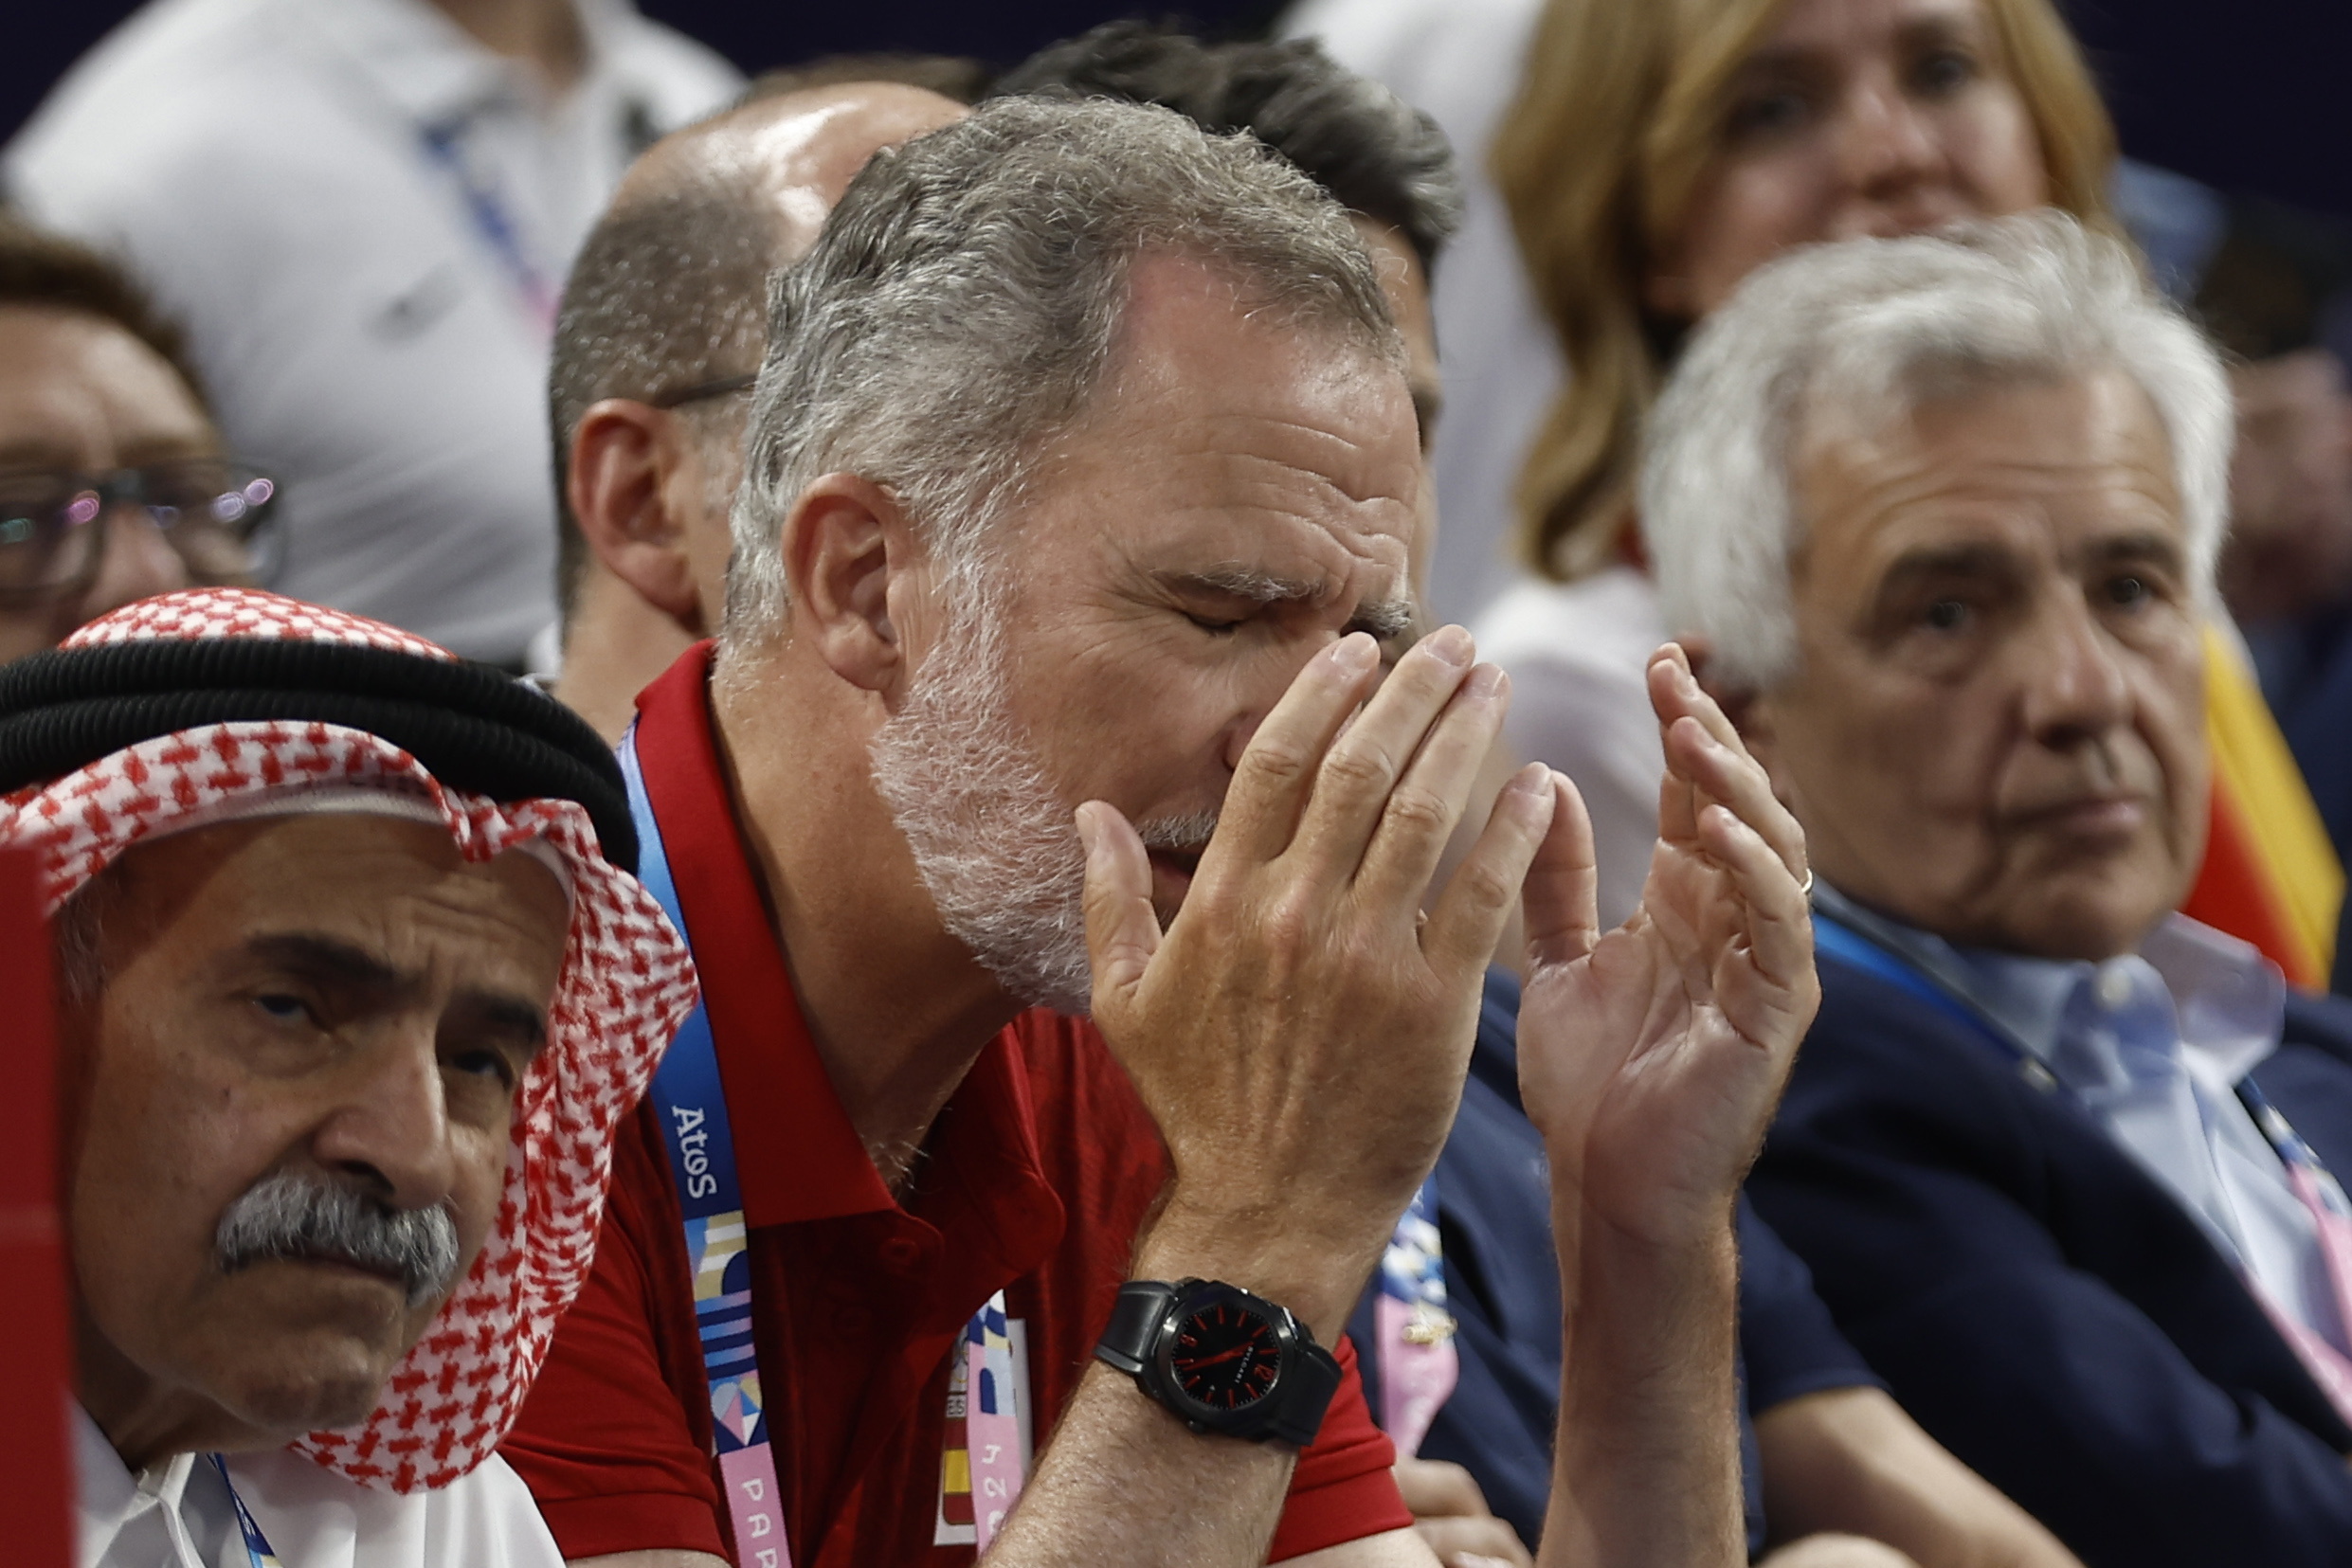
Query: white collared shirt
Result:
<box><xmin>1818</xmin><ymin>885</ymin><xmax>2349</xmax><ymax>1353</ymax></box>
<box><xmin>5</xmin><ymin>0</ymin><xmax>740</xmax><ymax>664</ymax></box>
<box><xmin>76</xmin><ymin>1403</ymin><xmax>565</xmax><ymax>1568</ymax></box>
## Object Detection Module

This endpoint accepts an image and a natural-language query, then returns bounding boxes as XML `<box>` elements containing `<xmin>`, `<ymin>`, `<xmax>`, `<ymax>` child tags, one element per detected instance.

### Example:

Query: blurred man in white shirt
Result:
<box><xmin>5</xmin><ymin>0</ymin><xmax>740</xmax><ymax>666</ymax></box>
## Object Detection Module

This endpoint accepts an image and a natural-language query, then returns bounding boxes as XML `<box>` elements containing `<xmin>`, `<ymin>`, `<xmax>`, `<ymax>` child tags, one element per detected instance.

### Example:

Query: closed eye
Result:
<box><xmin>1184</xmin><ymin>611</ymin><xmax>1246</xmax><ymax>636</ymax></box>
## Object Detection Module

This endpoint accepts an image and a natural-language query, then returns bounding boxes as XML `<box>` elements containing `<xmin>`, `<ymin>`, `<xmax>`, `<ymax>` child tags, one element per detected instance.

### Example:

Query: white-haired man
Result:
<box><xmin>0</xmin><ymin>586</ymin><xmax>694</xmax><ymax>1566</ymax></box>
<box><xmin>1645</xmin><ymin>211</ymin><xmax>2352</xmax><ymax>1568</ymax></box>
<box><xmin>504</xmin><ymin>94</ymin><xmax>1818</xmax><ymax>1568</ymax></box>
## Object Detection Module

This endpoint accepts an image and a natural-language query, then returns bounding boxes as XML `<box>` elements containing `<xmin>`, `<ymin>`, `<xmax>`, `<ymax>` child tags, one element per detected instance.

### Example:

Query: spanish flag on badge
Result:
<box><xmin>2183</xmin><ymin>627</ymin><xmax>2344</xmax><ymax>992</ymax></box>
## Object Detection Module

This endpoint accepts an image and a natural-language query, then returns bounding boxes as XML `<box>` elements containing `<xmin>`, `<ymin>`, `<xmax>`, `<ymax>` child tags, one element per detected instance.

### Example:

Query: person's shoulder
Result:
<box><xmin>8</xmin><ymin>0</ymin><xmax>335</xmax><ymax>225</ymax></box>
<box><xmin>596</xmin><ymin>3</ymin><xmax>744</xmax><ymax>123</ymax></box>
<box><xmin>12</xmin><ymin>0</ymin><xmax>301</xmax><ymax>151</ymax></box>
<box><xmin>1282</xmin><ymin>0</ymin><xmax>1546</xmax><ymax>112</ymax></box>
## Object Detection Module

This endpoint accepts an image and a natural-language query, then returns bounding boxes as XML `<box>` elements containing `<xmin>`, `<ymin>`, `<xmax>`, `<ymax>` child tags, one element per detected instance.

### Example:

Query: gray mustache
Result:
<box><xmin>215</xmin><ymin>1171</ymin><xmax>461</xmax><ymax>1308</ymax></box>
<box><xmin>1138</xmin><ymin>811</ymin><xmax>1221</xmax><ymax>856</ymax></box>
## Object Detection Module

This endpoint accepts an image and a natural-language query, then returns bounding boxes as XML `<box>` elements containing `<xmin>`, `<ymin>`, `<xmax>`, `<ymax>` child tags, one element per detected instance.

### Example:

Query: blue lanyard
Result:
<box><xmin>209</xmin><ymin>1456</ymin><xmax>280</xmax><ymax>1568</ymax></box>
<box><xmin>417</xmin><ymin>120</ymin><xmax>555</xmax><ymax>324</ymax></box>
<box><xmin>618</xmin><ymin>730</ymin><xmax>792</xmax><ymax>1566</ymax></box>
<box><xmin>1814</xmin><ymin>910</ymin><xmax>2338</xmax><ymax>1187</ymax></box>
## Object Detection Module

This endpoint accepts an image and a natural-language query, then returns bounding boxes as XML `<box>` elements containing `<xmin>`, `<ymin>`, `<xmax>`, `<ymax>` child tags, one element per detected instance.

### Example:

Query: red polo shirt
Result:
<box><xmin>502</xmin><ymin>645</ymin><xmax>1409</xmax><ymax>1566</ymax></box>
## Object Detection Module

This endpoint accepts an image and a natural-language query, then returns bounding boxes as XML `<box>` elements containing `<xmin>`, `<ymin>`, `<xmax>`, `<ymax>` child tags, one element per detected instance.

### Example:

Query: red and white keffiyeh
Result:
<box><xmin>1</xmin><ymin>589</ymin><xmax>697</xmax><ymax>1491</ymax></box>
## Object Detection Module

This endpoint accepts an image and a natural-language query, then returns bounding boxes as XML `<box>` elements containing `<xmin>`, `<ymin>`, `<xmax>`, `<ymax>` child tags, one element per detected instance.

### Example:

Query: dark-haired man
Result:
<box><xmin>547</xmin><ymin>76</ymin><xmax>968</xmax><ymax>739</ymax></box>
<box><xmin>0</xmin><ymin>216</ymin><xmax>280</xmax><ymax>662</ymax></box>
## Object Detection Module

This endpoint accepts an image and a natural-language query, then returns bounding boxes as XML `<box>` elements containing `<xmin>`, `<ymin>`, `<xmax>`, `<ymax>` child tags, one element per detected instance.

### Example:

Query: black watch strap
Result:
<box><xmin>1093</xmin><ymin>1278</ymin><xmax>1343</xmax><ymax>1448</ymax></box>
<box><xmin>1095</xmin><ymin>1279</ymin><xmax>1180</xmax><ymax>1377</ymax></box>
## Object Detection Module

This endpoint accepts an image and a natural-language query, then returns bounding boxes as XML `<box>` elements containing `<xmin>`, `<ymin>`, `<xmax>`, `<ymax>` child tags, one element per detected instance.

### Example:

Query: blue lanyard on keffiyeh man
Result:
<box><xmin>209</xmin><ymin>1456</ymin><xmax>283</xmax><ymax>1568</ymax></box>
<box><xmin>617</xmin><ymin>729</ymin><xmax>1029</xmax><ymax>1562</ymax></box>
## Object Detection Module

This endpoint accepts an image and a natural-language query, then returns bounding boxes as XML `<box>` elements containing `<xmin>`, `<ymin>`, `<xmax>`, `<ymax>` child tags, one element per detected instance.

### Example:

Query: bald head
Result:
<box><xmin>613</xmin><ymin>82</ymin><xmax>968</xmax><ymax>264</ymax></box>
<box><xmin>549</xmin><ymin>81</ymin><xmax>967</xmax><ymax>624</ymax></box>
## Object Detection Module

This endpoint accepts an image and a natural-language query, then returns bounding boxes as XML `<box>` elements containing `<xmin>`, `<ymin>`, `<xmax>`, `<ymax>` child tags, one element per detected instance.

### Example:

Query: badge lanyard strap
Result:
<box><xmin>620</xmin><ymin>731</ymin><xmax>793</xmax><ymax>1568</ymax></box>
<box><xmin>623</xmin><ymin>729</ymin><xmax>1030</xmax><ymax>1556</ymax></box>
<box><xmin>208</xmin><ymin>1456</ymin><xmax>283</xmax><ymax>1568</ymax></box>
<box><xmin>1812</xmin><ymin>913</ymin><xmax>2346</xmax><ymax>1181</ymax></box>
<box><xmin>417</xmin><ymin>119</ymin><xmax>558</xmax><ymax>333</ymax></box>
<box><xmin>1815</xmin><ymin>909</ymin><xmax>2352</xmax><ymax>1391</ymax></box>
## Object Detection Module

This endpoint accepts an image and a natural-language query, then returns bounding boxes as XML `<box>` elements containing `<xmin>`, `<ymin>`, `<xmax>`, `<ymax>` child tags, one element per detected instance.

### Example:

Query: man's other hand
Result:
<box><xmin>1394</xmin><ymin>1457</ymin><xmax>1534</xmax><ymax>1568</ymax></box>
<box><xmin>1515</xmin><ymin>642</ymin><xmax>1819</xmax><ymax>1248</ymax></box>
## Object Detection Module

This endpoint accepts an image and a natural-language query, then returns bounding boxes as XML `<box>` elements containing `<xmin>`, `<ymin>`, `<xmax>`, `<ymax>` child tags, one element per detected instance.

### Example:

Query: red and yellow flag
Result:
<box><xmin>2181</xmin><ymin>627</ymin><xmax>2343</xmax><ymax>991</ymax></box>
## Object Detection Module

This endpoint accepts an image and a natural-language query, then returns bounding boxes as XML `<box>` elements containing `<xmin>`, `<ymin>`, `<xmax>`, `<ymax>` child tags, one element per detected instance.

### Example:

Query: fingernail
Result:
<box><xmin>1506</xmin><ymin>761</ymin><xmax>1549</xmax><ymax>798</ymax></box>
<box><xmin>1426</xmin><ymin>623</ymin><xmax>1473</xmax><ymax>667</ymax></box>
<box><xmin>1331</xmin><ymin>632</ymin><xmax>1379</xmax><ymax>673</ymax></box>
<box><xmin>1465</xmin><ymin>662</ymin><xmax>1505</xmax><ymax>701</ymax></box>
<box><xmin>1074</xmin><ymin>803</ymin><xmax>1100</xmax><ymax>857</ymax></box>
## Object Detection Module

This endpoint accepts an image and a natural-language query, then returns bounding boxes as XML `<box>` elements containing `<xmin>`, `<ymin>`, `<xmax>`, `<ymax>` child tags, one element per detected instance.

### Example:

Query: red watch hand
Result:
<box><xmin>1185</xmin><ymin>1344</ymin><xmax>1255</xmax><ymax>1370</ymax></box>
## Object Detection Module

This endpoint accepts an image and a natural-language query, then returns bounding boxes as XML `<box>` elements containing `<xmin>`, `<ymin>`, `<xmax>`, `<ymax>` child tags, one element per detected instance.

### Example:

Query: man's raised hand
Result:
<box><xmin>1076</xmin><ymin>626</ymin><xmax>1558</xmax><ymax>1332</ymax></box>
<box><xmin>1515</xmin><ymin>642</ymin><xmax>1819</xmax><ymax>1248</ymax></box>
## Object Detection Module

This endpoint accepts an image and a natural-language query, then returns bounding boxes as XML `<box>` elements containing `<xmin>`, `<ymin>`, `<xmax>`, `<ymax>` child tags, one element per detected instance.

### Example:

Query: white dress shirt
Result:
<box><xmin>76</xmin><ymin>1404</ymin><xmax>565</xmax><ymax>1568</ymax></box>
<box><xmin>6</xmin><ymin>0</ymin><xmax>740</xmax><ymax>664</ymax></box>
<box><xmin>1474</xmin><ymin>564</ymin><xmax>1666</xmax><ymax>930</ymax></box>
<box><xmin>1818</xmin><ymin>885</ymin><xmax>2351</xmax><ymax>1354</ymax></box>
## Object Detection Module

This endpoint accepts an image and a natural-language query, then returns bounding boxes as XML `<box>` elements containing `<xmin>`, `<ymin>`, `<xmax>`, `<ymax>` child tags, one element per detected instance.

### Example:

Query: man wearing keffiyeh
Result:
<box><xmin>0</xmin><ymin>586</ymin><xmax>695</xmax><ymax>1568</ymax></box>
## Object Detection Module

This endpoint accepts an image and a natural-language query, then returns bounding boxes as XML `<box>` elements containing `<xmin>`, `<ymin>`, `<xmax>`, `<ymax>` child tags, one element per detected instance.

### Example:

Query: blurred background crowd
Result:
<box><xmin>13</xmin><ymin>4</ymin><xmax>2352</xmax><ymax>1567</ymax></box>
<box><xmin>16</xmin><ymin>2</ymin><xmax>2352</xmax><ymax>959</ymax></box>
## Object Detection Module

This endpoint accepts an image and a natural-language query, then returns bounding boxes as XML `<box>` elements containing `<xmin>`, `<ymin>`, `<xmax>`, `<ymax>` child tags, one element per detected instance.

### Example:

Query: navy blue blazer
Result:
<box><xmin>1749</xmin><ymin>946</ymin><xmax>2352</xmax><ymax>1568</ymax></box>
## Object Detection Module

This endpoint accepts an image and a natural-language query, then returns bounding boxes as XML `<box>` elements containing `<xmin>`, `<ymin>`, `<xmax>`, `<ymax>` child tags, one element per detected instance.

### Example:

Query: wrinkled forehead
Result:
<box><xmin>81</xmin><ymin>804</ymin><xmax>569</xmax><ymax>936</ymax></box>
<box><xmin>1792</xmin><ymin>369</ymin><xmax>2187</xmax><ymax>564</ymax></box>
<box><xmin>1018</xmin><ymin>252</ymin><xmax>1422</xmax><ymax>606</ymax></box>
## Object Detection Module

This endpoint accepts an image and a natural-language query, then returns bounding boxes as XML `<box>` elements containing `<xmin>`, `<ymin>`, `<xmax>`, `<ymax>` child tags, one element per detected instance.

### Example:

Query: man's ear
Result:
<box><xmin>781</xmin><ymin>473</ymin><xmax>913</xmax><ymax>696</ymax></box>
<box><xmin>569</xmin><ymin>400</ymin><xmax>701</xmax><ymax>625</ymax></box>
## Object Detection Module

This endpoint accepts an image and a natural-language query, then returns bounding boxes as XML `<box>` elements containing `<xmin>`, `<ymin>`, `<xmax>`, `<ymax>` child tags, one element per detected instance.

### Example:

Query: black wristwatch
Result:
<box><xmin>1093</xmin><ymin>1278</ymin><xmax>1343</xmax><ymax>1447</ymax></box>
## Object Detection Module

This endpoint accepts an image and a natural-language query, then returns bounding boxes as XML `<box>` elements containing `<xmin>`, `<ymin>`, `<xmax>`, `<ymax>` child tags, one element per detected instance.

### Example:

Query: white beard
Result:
<box><xmin>869</xmin><ymin>596</ymin><xmax>1098</xmax><ymax>1015</ymax></box>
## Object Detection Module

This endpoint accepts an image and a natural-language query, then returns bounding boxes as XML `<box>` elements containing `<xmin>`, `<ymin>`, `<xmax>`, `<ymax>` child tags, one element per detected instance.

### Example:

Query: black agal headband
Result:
<box><xmin>0</xmin><ymin>634</ymin><xmax>637</xmax><ymax>873</ymax></box>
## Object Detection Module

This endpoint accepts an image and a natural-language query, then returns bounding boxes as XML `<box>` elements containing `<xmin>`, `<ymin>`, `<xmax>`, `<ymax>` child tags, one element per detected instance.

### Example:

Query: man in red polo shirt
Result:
<box><xmin>506</xmin><ymin>94</ymin><xmax>1817</xmax><ymax>1568</ymax></box>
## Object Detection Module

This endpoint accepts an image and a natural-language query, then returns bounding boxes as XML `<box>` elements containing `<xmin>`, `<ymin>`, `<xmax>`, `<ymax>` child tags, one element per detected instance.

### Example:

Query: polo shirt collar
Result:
<box><xmin>631</xmin><ymin>643</ymin><xmax>1061</xmax><ymax>1255</ymax></box>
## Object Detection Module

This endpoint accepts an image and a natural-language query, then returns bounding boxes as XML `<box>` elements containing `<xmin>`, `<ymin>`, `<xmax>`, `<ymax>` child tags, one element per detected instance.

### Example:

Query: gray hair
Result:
<box><xmin>718</xmin><ymin>93</ymin><xmax>1401</xmax><ymax>650</ymax></box>
<box><xmin>1642</xmin><ymin>211</ymin><xmax>2234</xmax><ymax>690</ymax></box>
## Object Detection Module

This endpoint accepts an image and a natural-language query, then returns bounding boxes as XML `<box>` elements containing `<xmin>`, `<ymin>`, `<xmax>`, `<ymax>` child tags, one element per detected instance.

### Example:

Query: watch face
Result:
<box><xmin>1168</xmin><ymin>1296</ymin><xmax>1283</xmax><ymax>1412</ymax></box>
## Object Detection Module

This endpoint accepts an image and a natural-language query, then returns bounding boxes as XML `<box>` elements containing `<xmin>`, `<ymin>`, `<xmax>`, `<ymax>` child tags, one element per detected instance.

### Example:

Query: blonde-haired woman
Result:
<box><xmin>1475</xmin><ymin>0</ymin><xmax>2340</xmax><ymax>982</ymax></box>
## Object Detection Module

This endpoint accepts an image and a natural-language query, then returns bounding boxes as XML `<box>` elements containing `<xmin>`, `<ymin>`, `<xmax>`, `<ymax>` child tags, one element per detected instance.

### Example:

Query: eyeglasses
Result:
<box><xmin>0</xmin><ymin>459</ymin><xmax>285</xmax><ymax>604</ymax></box>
